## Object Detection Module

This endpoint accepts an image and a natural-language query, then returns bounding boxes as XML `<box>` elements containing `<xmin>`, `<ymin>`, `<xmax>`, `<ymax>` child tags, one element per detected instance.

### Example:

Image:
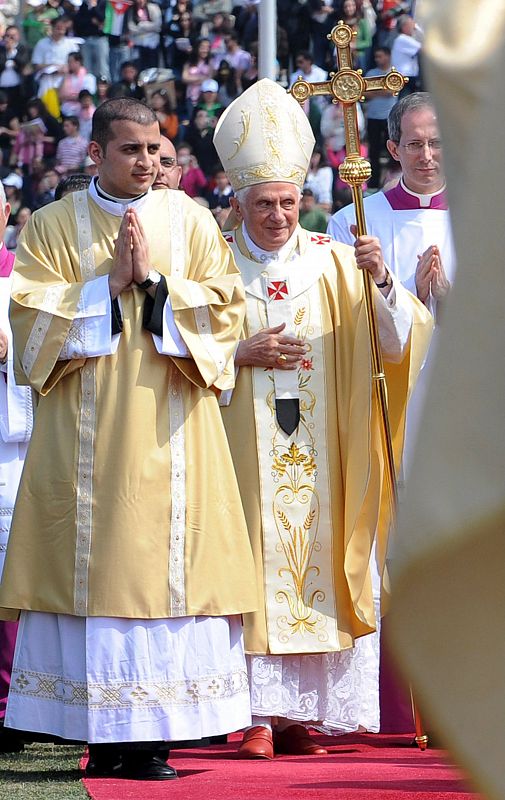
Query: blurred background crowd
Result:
<box><xmin>0</xmin><ymin>0</ymin><xmax>422</xmax><ymax>245</ymax></box>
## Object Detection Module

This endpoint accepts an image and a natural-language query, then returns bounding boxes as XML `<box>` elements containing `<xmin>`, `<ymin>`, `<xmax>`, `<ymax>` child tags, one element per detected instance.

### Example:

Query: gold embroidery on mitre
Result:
<box><xmin>226</xmin><ymin>164</ymin><xmax>307</xmax><ymax>192</ymax></box>
<box><xmin>291</xmin><ymin>112</ymin><xmax>309</xmax><ymax>156</ymax></box>
<box><xmin>228</xmin><ymin>110</ymin><xmax>251</xmax><ymax>160</ymax></box>
<box><xmin>214</xmin><ymin>78</ymin><xmax>315</xmax><ymax>192</ymax></box>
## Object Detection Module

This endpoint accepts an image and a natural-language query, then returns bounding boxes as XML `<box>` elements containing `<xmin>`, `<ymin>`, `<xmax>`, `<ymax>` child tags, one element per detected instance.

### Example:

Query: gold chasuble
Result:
<box><xmin>0</xmin><ymin>187</ymin><xmax>258</xmax><ymax>621</ymax></box>
<box><xmin>221</xmin><ymin>225</ymin><xmax>432</xmax><ymax>656</ymax></box>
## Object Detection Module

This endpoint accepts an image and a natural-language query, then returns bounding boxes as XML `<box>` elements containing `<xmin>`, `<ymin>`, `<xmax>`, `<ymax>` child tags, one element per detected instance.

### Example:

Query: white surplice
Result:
<box><xmin>7</xmin><ymin>613</ymin><xmax>249</xmax><ymax>743</ymax></box>
<box><xmin>328</xmin><ymin>183</ymin><xmax>455</xmax><ymax>472</ymax></box>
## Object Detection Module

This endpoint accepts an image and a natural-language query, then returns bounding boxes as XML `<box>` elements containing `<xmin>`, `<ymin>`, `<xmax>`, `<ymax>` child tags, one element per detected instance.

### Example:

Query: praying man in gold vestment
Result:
<box><xmin>0</xmin><ymin>98</ymin><xmax>258</xmax><ymax>781</ymax></box>
<box><xmin>214</xmin><ymin>79</ymin><xmax>433</xmax><ymax>760</ymax></box>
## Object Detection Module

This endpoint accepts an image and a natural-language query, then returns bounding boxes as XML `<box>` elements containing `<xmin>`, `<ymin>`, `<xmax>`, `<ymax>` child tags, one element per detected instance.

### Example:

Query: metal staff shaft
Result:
<box><xmin>351</xmin><ymin>183</ymin><xmax>398</xmax><ymax>515</ymax></box>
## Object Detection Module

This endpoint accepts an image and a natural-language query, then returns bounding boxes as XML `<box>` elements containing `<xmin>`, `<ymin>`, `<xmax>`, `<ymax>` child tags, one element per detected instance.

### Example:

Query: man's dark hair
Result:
<box><xmin>64</xmin><ymin>115</ymin><xmax>80</xmax><ymax>129</ymax></box>
<box><xmin>91</xmin><ymin>98</ymin><xmax>157</xmax><ymax>150</ymax></box>
<box><xmin>388</xmin><ymin>92</ymin><xmax>436</xmax><ymax>142</ymax></box>
<box><xmin>374</xmin><ymin>45</ymin><xmax>391</xmax><ymax>56</ymax></box>
<box><xmin>120</xmin><ymin>60</ymin><xmax>137</xmax><ymax>73</ymax></box>
<box><xmin>78</xmin><ymin>89</ymin><xmax>93</xmax><ymax>100</ymax></box>
<box><xmin>295</xmin><ymin>50</ymin><xmax>313</xmax><ymax>64</ymax></box>
<box><xmin>55</xmin><ymin>173</ymin><xmax>92</xmax><ymax>201</ymax></box>
<box><xmin>69</xmin><ymin>51</ymin><xmax>83</xmax><ymax>63</ymax></box>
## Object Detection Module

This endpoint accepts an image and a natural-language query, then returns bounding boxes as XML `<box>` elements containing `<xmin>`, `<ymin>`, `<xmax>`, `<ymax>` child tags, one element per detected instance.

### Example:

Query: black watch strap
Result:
<box><xmin>137</xmin><ymin>270</ymin><xmax>161</xmax><ymax>290</ymax></box>
<box><xmin>375</xmin><ymin>272</ymin><xmax>391</xmax><ymax>288</ymax></box>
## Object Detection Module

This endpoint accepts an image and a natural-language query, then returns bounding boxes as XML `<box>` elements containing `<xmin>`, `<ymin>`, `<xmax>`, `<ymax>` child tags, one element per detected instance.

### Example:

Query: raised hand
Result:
<box><xmin>109</xmin><ymin>211</ymin><xmax>134</xmax><ymax>299</ymax></box>
<box><xmin>430</xmin><ymin>247</ymin><xmax>451</xmax><ymax>300</ymax></box>
<box><xmin>350</xmin><ymin>224</ymin><xmax>387</xmax><ymax>285</ymax></box>
<box><xmin>415</xmin><ymin>245</ymin><xmax>437</xmax><ymax>303</ymax></box>
<box><xmin>128</xmin><ymin>208</ymin><xmax>152</xmax><ymax>286</ymax></box>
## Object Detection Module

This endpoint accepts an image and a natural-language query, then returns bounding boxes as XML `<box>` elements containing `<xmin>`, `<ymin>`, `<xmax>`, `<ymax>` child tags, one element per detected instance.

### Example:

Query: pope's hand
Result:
<box><xmin>235</xmin><ymin>323</ymin><xmax>307</xmax><ymax>369</ymax></box>
<box><xmin>109</xmin><ymin>212</ymin><xmax>134</xmax><ymax>299</ymax></box>
<box><xmin>350</xmin><ymin>224</ymin><xmax>387</xmax><ymax>284</ymax></box>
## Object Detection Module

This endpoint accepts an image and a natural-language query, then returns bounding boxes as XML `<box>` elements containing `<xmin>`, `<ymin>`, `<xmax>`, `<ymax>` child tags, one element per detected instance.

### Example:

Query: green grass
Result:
<box><xmin>0</xmin><ymin>743</ymin><xmax>88</xmax><ymax>800</ymax></box>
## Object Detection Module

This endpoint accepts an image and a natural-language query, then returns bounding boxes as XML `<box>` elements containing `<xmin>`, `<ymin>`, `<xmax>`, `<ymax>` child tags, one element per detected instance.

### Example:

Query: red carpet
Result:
<box><xmin>81</xmin><ymin>733</ymin><xmax>482</xmax><ymax>800</ymax></box>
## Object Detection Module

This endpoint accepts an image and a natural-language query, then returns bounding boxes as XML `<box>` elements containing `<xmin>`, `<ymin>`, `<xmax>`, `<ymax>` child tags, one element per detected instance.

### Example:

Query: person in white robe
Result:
<box><xmin>328</xmin><ymin>91</ymin><xmax>455</xmax><ymax>733</ymax></box>
<box><xmin>214</xmin><ymin>79</ymin><xmax>433</xmax><ymax>759</ymax></box>
<box><xmin>328</xmin><ymin>92</ymin><xmax>455</xmax><ymax>469</ymax></box>
<box><xmin>0</xmin><ymin>182</ymin><xmax>33</xmax><ymax>754</ymax></box>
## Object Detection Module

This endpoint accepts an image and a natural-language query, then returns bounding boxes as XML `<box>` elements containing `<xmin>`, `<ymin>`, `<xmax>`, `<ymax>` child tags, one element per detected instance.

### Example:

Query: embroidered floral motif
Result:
<box><xmin>275</xmin><ymin>506</ymin><xmax>325</xmax><ymax>636</ymax></box>
<box><xmin>268</xmin><ymin>294</ymin><xmax>328</xmax><ymax>644</ymax></box>
<box><xmin>9</xmin><ymin>667</ymin><xmax>249</xmax><ymax>710</ymax></box>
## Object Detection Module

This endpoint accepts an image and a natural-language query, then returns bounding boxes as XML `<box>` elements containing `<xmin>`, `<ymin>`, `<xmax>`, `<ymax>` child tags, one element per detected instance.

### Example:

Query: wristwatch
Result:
<box><xmin>136</xmin><ymin>270</ymin><xmax>162</xmax><ymax>290</ymax></box>
<box><xmin>375</xmin><ymin>271</ymin><xmax>392</xmax><ymax>289</ymax></box>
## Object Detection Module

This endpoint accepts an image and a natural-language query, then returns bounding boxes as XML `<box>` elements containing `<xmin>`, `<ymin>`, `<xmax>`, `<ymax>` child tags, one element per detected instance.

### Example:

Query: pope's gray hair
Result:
<box><xmin>234</xmin><ymin>184</ymin><xmax>303</xmax><ymax>204</ymax></box>
<box><xmin>234</xmin><ymin>186</ymin><xmax>252</xmax><ymax>204</ymax></box>
<box><xmin>387</xmin><ymin>92</ymin><xmax>436</xmax><ymax>143</ymax></box>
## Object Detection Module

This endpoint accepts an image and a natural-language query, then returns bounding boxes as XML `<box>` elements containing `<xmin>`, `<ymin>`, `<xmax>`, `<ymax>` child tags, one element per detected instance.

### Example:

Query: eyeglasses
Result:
<box><xmin>398</xmin><ymin>139</ymin><xmax>442</xmax><ymax>154</ymax></box>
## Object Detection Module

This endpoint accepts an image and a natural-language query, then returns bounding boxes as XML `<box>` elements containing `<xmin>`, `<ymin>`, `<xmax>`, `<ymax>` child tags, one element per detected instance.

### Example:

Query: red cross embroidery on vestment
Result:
<box><xmin>310</xmin><ymin>234</ymin><xmax>331</xmax><ymax>244</ymax></box>
<box><xmin>267</xmin><ymin>280</ymin><xmax>289</xmax><ymax>301</ymax></box>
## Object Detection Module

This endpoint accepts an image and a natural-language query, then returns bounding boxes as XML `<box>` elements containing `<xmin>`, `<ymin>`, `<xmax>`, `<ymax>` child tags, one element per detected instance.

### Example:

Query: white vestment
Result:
<box><xmin>328</xmin><ymin>183</ymin><xmax>456</xmax><ymax>472</ymax></box>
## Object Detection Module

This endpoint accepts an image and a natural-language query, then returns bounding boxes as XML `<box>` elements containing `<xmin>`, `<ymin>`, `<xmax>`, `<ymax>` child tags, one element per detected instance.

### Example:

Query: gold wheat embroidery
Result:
<box><xmin>228</xmin><ymin>110</ymin><xmax>251</xmax><ymax>160</ymax></box>
<box><xmin>294</xmin><ymin>307</ymin><xmax>306</xmax><ymax>326</ymax></box>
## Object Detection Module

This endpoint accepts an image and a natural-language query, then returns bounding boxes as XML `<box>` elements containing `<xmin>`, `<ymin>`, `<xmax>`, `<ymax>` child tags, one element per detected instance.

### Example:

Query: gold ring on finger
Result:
<box><xmin>277</xmin><ymin>353</ymin><xmax>288</xmax><ymax>365</ymax></box>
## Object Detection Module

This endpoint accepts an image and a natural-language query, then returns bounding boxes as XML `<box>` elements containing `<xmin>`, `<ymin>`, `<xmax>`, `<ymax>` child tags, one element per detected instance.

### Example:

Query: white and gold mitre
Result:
<box><xmin>213</xmin><ymin>78</ymin><xmax>315</xmax><ymax>192</ymax></box>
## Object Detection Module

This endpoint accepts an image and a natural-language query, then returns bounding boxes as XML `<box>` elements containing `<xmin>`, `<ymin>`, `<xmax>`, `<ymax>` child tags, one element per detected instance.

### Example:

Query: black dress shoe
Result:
<box><xmin>120</xmin><ymin>752</ymin><xmax>178</xmax><ymax>781</ymax></box>
<box><xmin>85</xmin><ymin>743</ymin><xmax>122</xmax><ymax>777</ymax></box>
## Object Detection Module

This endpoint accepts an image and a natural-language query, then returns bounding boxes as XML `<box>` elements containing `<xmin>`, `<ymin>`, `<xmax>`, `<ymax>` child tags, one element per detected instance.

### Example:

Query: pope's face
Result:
<box><xmin>90</xmin><ymin>120</ymin><xmax>161</xmax><ymax>198</ymax></box>
<box><xmin>232</xmin><ymin>182</ymin><xmax>300</xmax><ymax>251</ymax></box>
<box><xmin>387</xmin><ymin>107</ymin><xmax>444</xmax><ymax>195</ymax></box>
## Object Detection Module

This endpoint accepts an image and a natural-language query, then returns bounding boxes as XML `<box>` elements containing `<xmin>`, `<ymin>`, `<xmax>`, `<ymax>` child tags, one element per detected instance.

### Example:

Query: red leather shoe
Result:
<box><xmin>237</xmin><ymin>726</ymin><xmax>274</xmax><ymax>760</ymax></box>
<box><xmin>274</xmin><ymin>724</ymin><xmax>328</xmax><ymax>756</ymax></box>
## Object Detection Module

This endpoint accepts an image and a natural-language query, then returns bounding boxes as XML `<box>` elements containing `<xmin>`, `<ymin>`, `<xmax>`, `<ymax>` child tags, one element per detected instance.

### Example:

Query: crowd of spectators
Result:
<box><xmin>0</xmin><ymin>0</ymin><xmax>422</xmax><ymax>243</ymax></box>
